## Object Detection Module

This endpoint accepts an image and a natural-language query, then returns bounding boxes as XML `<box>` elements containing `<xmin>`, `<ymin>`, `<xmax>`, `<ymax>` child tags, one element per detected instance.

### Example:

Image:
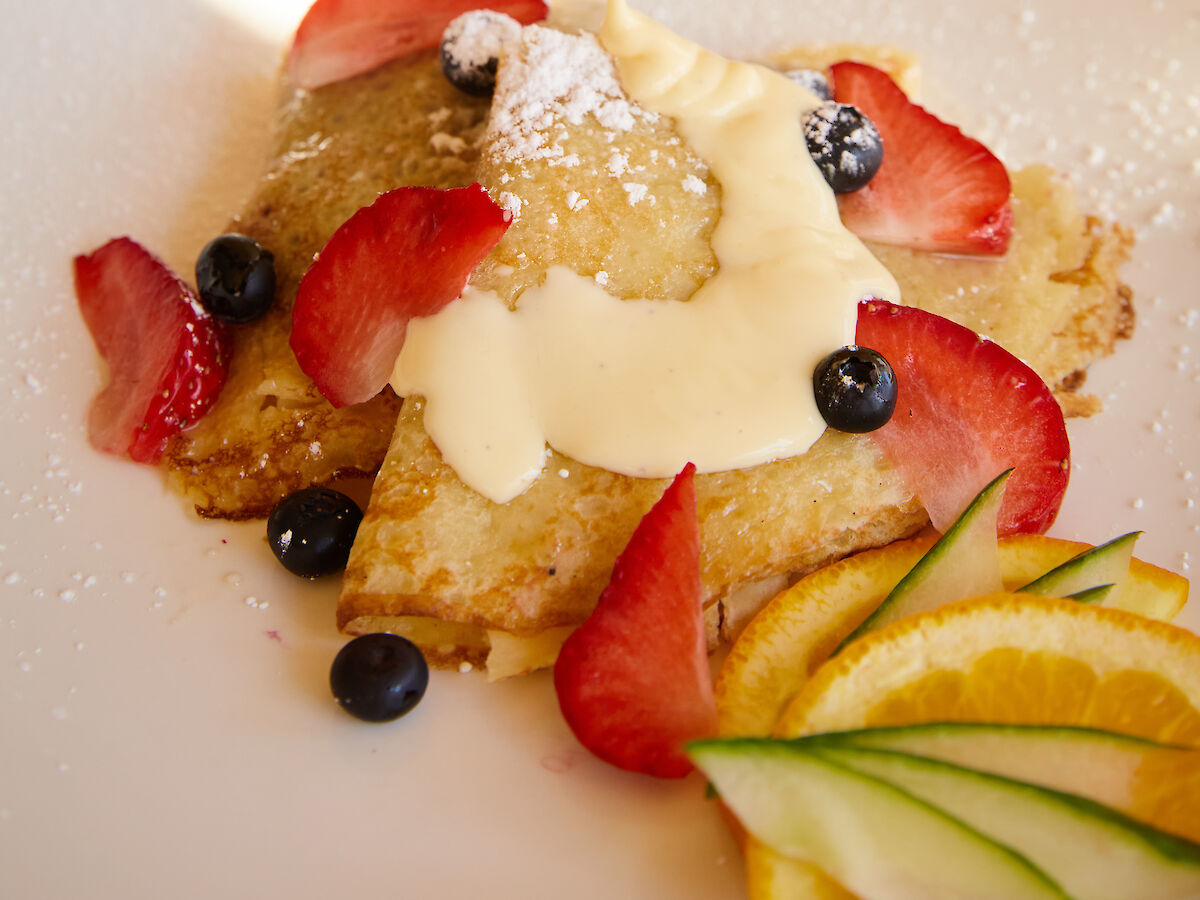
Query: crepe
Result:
<box><xmin>161</xmin><ymin>55</ymin><xmax>491</xmax><ymax>518</ymax></box>
<box><xmin>335</xmin><ymin>24</ymin><xmax>1133</xmax><ymax>676</ymax></box>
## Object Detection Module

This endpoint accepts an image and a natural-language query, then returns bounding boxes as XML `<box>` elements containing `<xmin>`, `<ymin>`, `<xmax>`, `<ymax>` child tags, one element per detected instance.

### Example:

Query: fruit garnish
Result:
<box><xmin>1003</xmin><ymin>534</ymin><xmax>1187</xmax><ymax>619</ymax></box>
<box><xmin>812</xmin><ymin>742</ymin><xmax>1200</xmax><ymax>897</ymax></box>
<box><xmin>745</xmin><ymin>850</ymin><xmax>856</xmax><ymax>900</ymax></box>
<box><xmin>1019</xmin><ymin>531</ymin><xmax>1139</xmax><ymax>598</ymax></box>
<box><xmin>194</xmin><ymin>233</ymin><xmax>276</xmax><ymax>325</ymax></box>
<box><xmin>715</xmin><ymin>535</ymin><xmax>1187</xmax><ymax>739</ymax></box>
<box><xmin>440</xmin><ymin>10</ymin><xmax>523</xmax><ymax>97</ymax></box>
<box><xmin>73</xmin><ymin>237</ymin><xmax>230</xmax><ymax>464</ymax></box>
<box><xmin>830</xmin><ymin>61</ymin><xmax>1013</xmax><ymax>254</ymax></box>
<box><xmin>732</xmin><ymin>594</ymin><xmax>1200</xmax><ymax>897</ymax></box>
<box><xmin>290</xmin><ymin>184</ymin><xmax>511</xmax><ymax>408</ymax></box>
<box><xmin>689</xmin><ymin>739</ymin><xmax>1068</xmax><ymax>900</ymax></box>
<box><xmin>553</xmin><ymin>464</ymin><xmax>717</xmax><ymax>779</ymax></box>
<box><xmin>802</xmin><ymin>102</ymin><xmax>883</xmax><ymax>194</ymax></box>
<box><xmin>811</xmin><ymin>344</ymin><xmax>897</xmax><ymax>433</ymax></box>
<box><xmin>1066</xmin><ymin>583</ymin><xmax>1115</xmax><ymax>604</ymax></box>
<box><xmin>777</xmin><ymin>594</ymin><xmax>1200</xmax><ymax>743</ymax></box>
<box><xmin>288</xmin><ymin>0</ymin><xmax>549</xmax><ymax>90</ymax></box>
<box><xmin>856</xmin><ymin>299</ymin><xmax>1070</xmax><ymax>535</ymax></box>
<box><xmin>330</xmin><ymin>633</ymin><xmax>430</xmax><ymax>722</ymax></box>
<box><xmin>839</xmin><ymin>469</ymin><xmax>1009</xmax><ymax>648</ymax></box>
<box><xmin>805</xmin><ymin>723</ymin><xmax>1200</xmax><ymax>844</ymax></box>
<box><xmin>267</xmin><ymin>487</ymin><xmax>364</xmax><ymax>578</ymax></box>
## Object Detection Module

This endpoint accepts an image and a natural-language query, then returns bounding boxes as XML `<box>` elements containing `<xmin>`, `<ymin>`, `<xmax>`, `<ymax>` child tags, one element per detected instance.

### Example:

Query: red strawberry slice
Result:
<box><xmin>856</xmin><ymin>300</ymin><xmax>1069</xmax><ymax>535</ymax></box>
<box><xmin>74</xmin><ymin>238</ymin><xmax>230</xmax><ymax>464</ymax></box>
<box><xmin>554</xmin><ymin>463</ymin><xmax>717</xmax><ymax>779</ymax></box>
<box><xmin>831</xmin><ymin>61</ymin><xmax>1013</xmax><ymax>255</ymax></box>
<box><xmin>289</xmin><ymin>0</ymin><xmax>549</xmax><ymax>90</ymax></box>
<box><xmin>290</xmin><ymin>184</ymin><xmax>511</xmax><ymax>408</ymax></box>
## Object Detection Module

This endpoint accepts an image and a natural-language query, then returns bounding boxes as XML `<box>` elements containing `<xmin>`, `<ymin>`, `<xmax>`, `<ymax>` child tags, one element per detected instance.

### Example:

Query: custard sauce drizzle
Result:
<box><xmin>391</xmin><ymin>0</ymin><xmax>899</xmax><ymax>503</ymax></box>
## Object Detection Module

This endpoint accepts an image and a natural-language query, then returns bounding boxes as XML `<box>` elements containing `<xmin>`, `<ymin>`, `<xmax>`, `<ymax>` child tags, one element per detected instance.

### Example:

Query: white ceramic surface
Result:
<box><xmin>2</xmin><ymin>0</ymin><xmax>1197</xmax><ymax>897</ymax></box>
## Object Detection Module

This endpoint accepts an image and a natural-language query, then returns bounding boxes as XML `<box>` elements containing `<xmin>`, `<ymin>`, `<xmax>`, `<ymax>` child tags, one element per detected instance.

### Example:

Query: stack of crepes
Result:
<box><xmin>162</xmin><ymin>1</ymin><xmax>1133</xmax><ymax>676</ymax></box>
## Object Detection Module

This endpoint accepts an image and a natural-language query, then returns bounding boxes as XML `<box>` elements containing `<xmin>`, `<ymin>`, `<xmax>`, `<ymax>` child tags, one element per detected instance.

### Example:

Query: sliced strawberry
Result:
<box><xmin>74</xmin><ymin>238</ymin><xmax>230</xmax><ymax>464</ymax></box>
<box><xmin>290</xmin><ymin>184</ymin><xmax>511</xmax><ymax>408</ymax></box>
<box><xmin>554</xmin><ymin>464</ymin><xmax>717</xmax><ymax>779</ymax></box>
<box><xmin>856</xmin><ymin>300</ymin><xmax>1069</xmax><ymax>535</ymax></box>
<box><xmin>831</xmin><ymin>61</ymin><xmax>1013</xmax><ymax>255</ymax></box>
<box><xmin>289</xmin><ymin>0</ymin><xmax>549</xmax><ymax>90</ymax></box>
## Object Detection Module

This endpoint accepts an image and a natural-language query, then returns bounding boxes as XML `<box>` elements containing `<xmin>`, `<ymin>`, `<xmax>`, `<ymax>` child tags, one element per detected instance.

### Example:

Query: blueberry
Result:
<box><xmin>330</xmin><ymin>633</ymin><xmax>429</xmax><ymax>723</ymax></box>
<box><xmin>784</xmin><ymin>68</ymin><xmax>832</xmax><ymax>101</ymax></box>
<box><xmin>803</xmin><ymin>102</ymin><xmax>884</xmax><ymax>194</ymax></box>
<box><xmin>440</xmin><ymin>10</ymin><xmax>522</xmax><ymax>97</ymax></box>
<box><xmin>266</xmin><ymin>487</ymin><xmax>362</xmax><ymax>578</ymax></box>
<box><xmin>813</xmin><ymin>345</ymin><xmax>897</xmax><ymax>433</ymax></box>
<box><xmin>195</xmin><ymin>233</ymin><xmax>276</xmax><ymax>324</ymax></box>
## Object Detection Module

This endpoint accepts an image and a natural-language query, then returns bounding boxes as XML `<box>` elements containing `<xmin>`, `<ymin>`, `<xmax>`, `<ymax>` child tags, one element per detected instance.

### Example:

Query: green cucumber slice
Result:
<box><xmin>802</xmin><ymin>723</ymin><xmax>1200</xmax><ymax>835</ymax></box>
<box><xmin>689</xmin><ymin>738</ymin><xmax>1067</xmax><ymax>900</ymax></box>
<box><xmin>809</xmin><ymin>744</ymin><xmax>1200</xmax><ymax>900</ymax></box>
<box><xmin>838</xmin><ymin>469</ymin><xmax>1009</xmax><ymax>650</ymax></box>
<box><xmin>1065</xmin><ymin>583</ymin><xmax>1114</xmax><ymax>604</ymax></box>
<box><xmin>1018</xmin><ymin>532</ymin><xmax>1140</xmax><ymax>603</ymax></box>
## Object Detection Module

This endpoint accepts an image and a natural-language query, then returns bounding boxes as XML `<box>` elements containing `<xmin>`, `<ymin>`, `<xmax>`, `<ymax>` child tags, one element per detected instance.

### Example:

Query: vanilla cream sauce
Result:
<box><xmin>391</xmin><ymin>0</ymin><xmax>900</xmax><ymax>503</ymax></box>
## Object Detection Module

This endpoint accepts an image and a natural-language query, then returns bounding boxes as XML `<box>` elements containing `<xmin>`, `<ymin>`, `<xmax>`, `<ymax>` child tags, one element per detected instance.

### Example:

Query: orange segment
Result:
<box><xmin>716</xmin><ymin>534</ymin><xmax>1188</xmax><ymax>740</ymax></box>
<box><xmin>716</xmin><ymin>537</ymin><xmax>933</xmax><ymax>738</ymax></box>
<box><xmin>742</xmin><ymin>594</ymin><xmax>1200</xmax><ymax>895</ymax></box>
<box><xmin>1131</xmin><ymin>751</ymin><xmax>1200</xmax><ymax>843</ymax></box>
<box><xmin>777</xmin><ymin>594</ymin><xmax>1200</xmax><ymax>743</ymax></box>
<box><xmin>745</xmin><ymin>835</ymin><xmax>860</xmax><ymax>900</ymax></box>
<box><xmin>999</xmin><ymin>533</ymin><xmax>1188</xmax><ymax>619</ymax></box>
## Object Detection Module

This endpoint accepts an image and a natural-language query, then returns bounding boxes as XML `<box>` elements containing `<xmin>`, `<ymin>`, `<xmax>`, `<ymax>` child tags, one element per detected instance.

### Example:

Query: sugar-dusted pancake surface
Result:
<box><xmin>162</xmin><ymin>55</ymin><xmax>491</xmax><ymax>518</ymax></box>
<box><xmin>336</xmin><ymin>21</ymin><xmax>1131</xmax><ymax>673</ymax></box>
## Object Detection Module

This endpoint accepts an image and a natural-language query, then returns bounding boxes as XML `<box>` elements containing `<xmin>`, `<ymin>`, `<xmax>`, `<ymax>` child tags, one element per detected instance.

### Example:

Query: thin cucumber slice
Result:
<box><xmin>689</xmin><ymin>737</ymin><xmax>1067</xmax><ymax>900</ymax></box>
<box><xmin>1018</xmin><ymin>531</ymin><xmax>1139</xmax><ymax>602</ymax></box>
<box><xmin>802</xmin><ymin>723</ymin><xmax>1200</xmax><ymax>838</ymax></box>
<box><xmin>809</xmin><ymin>744</ymin><xmax>1200</xmax><ymax>900</ymax></box>
<box><xmin>838</xmin><ymin>469</ymin><xmax>1009</xmax><ymax>649</ymax></box>
<box><xmin>1065</xmin><ymin>583</ymin><xmax>1114</xmax><ymax>604</ymax></box>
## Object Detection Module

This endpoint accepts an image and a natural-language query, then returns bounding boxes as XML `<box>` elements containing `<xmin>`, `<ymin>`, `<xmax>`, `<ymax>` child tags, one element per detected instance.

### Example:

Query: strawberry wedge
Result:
<box><xmin>289</xmin><ymin>0</ymin><xmax>549</xmax><ymax>89</ymax></box>
<box><xmin>290</xmin><ymin>184</ymin><xmax>511</xmax><ymax>408</ymax></box>
<box><xmin>74</xmin><ymin>237</ymin><xmax>230</xmax><ymax>464</ymax></box>
<box><xmin>554</xmin><ymin>464</ymin><xmax>717</xmax><ymax>779</ymax></box>
<box><xmin>857</xmin><ymin>300</ymin><xmax>1069</xmax><ymax>535</ymax></box>
<box><xmin>832</xmin><ymin>61</ymin><xmax>1013</xmax><ymax>255</ymax></box>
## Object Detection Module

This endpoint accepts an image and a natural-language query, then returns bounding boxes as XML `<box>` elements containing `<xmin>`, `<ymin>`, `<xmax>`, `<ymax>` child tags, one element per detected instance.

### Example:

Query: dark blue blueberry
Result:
<box><xmin>195</xmin><ymin>233</ymin><xmax>276</xmax><ymax>324</ymax></box>
<box><xmin>803</xmin><ymin>102</ymin><xmax>884</xmax><ymax>194</ymax></box>
<box><xmin>266</xmin><ymin>487</ymin><xmax>362</xmax><ymax>578</ymax></box>
<box><xmin>785</xmin><ymin>68</ymin><xmax>832</xmax><ymax>101</ymax></box>
<box><xmin>813</xmin><ymin>345</ymin><xmax>897</xmax><ymax>433</ymax></box>
<box><xmin>440</xmin><ymin>11</ymin><xmax>522</xmax><ymax>98</ymax></box>
<box><xmin>330</xmin><ymin>634</ymin><xmax>429</xmax><ymax>723</ymax></box>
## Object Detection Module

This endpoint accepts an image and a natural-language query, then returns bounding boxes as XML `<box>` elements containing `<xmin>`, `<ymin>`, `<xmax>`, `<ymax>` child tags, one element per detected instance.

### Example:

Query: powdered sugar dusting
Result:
<box><xmin>442</xmin><ymin>10</ymin><xmax>523</xmax><ymax>74</ymax></box>
<box><xmin>486</xmin><ymin>26</ymin><xmax>651</xmax><ymax>167</ymax></box>
<box><xmin>622</xmin><ymin>182</ymin><xmax>650</xmax><ymax>205</ymax></box>
<box><xmin>497</xmin><ymin>191</ymin><xmax>524</xmax><ymax>218</ymax></box>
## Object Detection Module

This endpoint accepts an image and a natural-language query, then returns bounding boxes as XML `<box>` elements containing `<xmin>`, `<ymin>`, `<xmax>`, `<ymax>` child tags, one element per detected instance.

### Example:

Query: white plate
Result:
<box><xmin>2</xmin><ymin>0</ymin><xmax>1197</xmax><ymax>896</ymax></box>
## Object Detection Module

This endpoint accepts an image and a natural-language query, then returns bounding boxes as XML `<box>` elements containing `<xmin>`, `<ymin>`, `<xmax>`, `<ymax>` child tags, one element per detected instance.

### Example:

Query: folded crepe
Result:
<box><xmin>162</xmin><ymin>55</ymin><xmax>493</xmax><ymax>518</ymax></box>
<box><xmin>333</xmin><ymin>20</ymin><xmax>1133</xmax><ymax>676</ymax></box>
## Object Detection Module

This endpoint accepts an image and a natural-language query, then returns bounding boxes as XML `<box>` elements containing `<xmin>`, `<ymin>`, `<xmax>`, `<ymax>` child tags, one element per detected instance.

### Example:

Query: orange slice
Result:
<box><xmin>1002</xmin><ymin>533</ymin><xmax>1188</xmax><ymax>619</ymax></box>
<box><xmin>776</xmin><ymin>594</ymin><xmax>1200</xmax><ymax>743</ymax></box>
<box><xmin>776</xmin><ymin>593</ymin><xmax>1200</xmax><ymax>841</ymax></box>
<box><xmin>717</xmin><ymin>536</ymin><xmax>932</xmax><ymax>738</ymax></box>
<box><xmin>716</xmin><ymin>535</ymin><xmax>1188</xmax><ymax>738</ymax></box>
<box><xmin>744</xmin><ymin>835</ymin><xmax>861</xmax><ymax>899</ymax></box>
<box><xmin>743</xmin><ymin>593</ymin><xmax>1200</xmax><ymax>898</ymax></box>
